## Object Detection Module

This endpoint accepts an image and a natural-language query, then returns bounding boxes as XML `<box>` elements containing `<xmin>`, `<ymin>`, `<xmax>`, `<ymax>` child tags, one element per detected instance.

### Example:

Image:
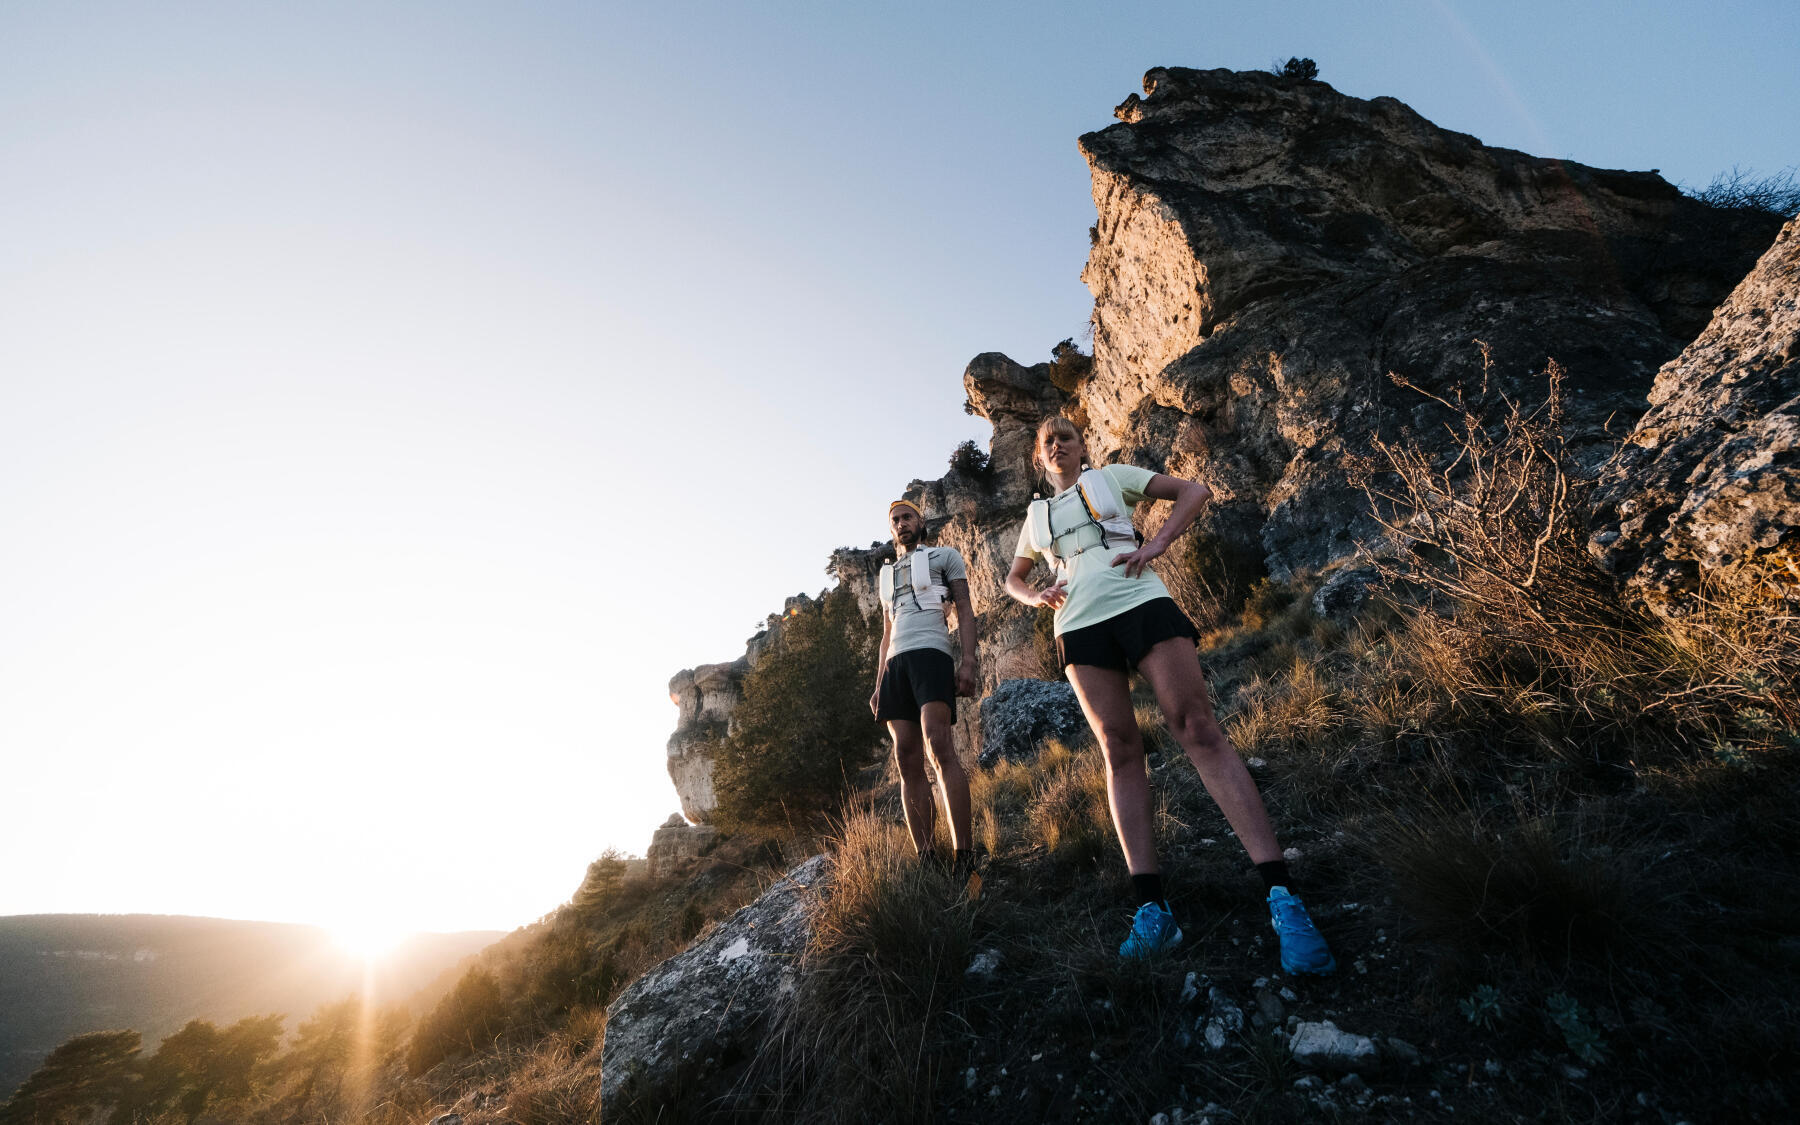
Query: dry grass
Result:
<box><xmin>744</xmin><ymin>807</ymin><xmax>978</xmax><ymax>1124</ymax></box>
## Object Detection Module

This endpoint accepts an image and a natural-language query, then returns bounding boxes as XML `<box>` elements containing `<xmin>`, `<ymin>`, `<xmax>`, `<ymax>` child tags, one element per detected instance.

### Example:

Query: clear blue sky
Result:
<box><xmin>2</xmin><ymin>1</ymin><xmax>1795</xmax><ymax>935</ymax></box>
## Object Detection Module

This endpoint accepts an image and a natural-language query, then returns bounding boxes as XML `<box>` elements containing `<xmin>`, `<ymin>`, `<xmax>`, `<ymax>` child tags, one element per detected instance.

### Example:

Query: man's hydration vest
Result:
<box><xmin>879</xmin><ymin>548</ymin><xmax>947</xmax><ymax>617</ymax></box>
<box><xmin>1026</xmin><ymin>468</ymin><xmax>1138</xmax><ymax>570</ymax></box>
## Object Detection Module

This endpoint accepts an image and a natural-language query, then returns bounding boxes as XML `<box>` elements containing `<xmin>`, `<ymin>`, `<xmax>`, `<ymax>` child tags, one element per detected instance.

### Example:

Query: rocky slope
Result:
<box><xmin>662</xmin><ymin>67</ymin><xmax>1782</xmax><ymax>810</ymax></box>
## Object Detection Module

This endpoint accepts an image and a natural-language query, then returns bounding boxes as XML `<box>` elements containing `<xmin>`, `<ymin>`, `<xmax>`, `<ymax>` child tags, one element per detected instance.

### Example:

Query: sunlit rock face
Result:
<box><xmin>1590</xmin><ymin>215</ymin><xmax>1800</xmax><ymax>614</ymax></box>
<box><xmin>1070</xmin><ymin>66</ymin><xmax>1780</xmax><ymax>578</ymax></box>
<box><xmin>665</xmin><ymin>661</ymin><xmax>743</xmax><ymax>822</ymax></box>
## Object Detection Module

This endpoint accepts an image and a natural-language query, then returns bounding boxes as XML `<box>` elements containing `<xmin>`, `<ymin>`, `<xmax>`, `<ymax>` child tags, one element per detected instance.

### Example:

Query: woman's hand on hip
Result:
<box><xmin>1036</xmin><ymin>579</ymin><xmax>1069</xmax><ymax>609</ymax></box>
<box><xmin>1110</xmin><ymin>541</ymin><xmax>1166</xmax><ymax>578</ymax></box>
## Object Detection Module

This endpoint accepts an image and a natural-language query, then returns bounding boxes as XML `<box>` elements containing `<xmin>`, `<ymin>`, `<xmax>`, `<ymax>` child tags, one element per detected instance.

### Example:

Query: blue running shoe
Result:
<box><xmin>1268</xmin><ymin>887</ymin><xmax>1336</xmax><ymax>974</ymax></box>
<box><xmin>1119</xmin><ymin>901</ymin><xmax>1183</xmax><ymax>959</ymax></box>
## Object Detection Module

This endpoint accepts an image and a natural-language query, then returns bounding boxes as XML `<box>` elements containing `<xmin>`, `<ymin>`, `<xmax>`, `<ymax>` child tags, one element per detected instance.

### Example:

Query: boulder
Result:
<box><xmin>1590</xmin><ymin>215</ymin><xmax>1800</xmax><ymax>615</ymax></box>
<box><xmin>599</xmin><ymin>854</ymin><xmax>828</xmax><ymax>1121</ymax></box>
<box><xmin>978</xmin><ymin>678</ymin><xmax>1089</xmax><ymax>766</ymax></box>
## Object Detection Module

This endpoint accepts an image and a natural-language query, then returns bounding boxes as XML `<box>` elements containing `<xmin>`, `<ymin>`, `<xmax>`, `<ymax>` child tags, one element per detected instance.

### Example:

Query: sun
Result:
<box><xmin>329</xmin><ymin>920</ymin><xmax>413</xmax><ymax>960</ymax></box>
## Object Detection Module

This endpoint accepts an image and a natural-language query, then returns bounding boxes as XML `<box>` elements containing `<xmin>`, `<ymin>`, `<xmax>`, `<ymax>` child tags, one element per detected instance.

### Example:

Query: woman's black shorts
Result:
<box><xmin>875</xmin><ymin>648</ymin><xmax>958</xmax><ymax>723</ymax></box>
<box><xmin>1055</xmin><ymin>597</ymin><xmax>1199</xmax><ymax>672</ymax></box>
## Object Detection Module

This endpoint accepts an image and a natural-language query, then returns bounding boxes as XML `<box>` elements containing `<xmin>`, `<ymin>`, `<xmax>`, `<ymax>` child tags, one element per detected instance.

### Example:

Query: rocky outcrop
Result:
<box><xmin>1590</xmin><ymin>215</ymin><xmax>1800</xmax><ymax>614</ymax></box>
<box><xmin>665</xmin><ymin>661</ymin><xmax>745</xmax><ymax>822</ymax></box>
<box><xmin>599</xmin><ymin>855</ymin><xmax>828</xmax><ymax>1121</ymax></box>
<box><xmin>1069</xmin><ymin>66</ymin><xmax>1779</xmax><ymax>580</ymax></box>
<box><xmin>645</xmin><ymin>814</ymin><xmax>720</xmax><ymax>879</ymax></box>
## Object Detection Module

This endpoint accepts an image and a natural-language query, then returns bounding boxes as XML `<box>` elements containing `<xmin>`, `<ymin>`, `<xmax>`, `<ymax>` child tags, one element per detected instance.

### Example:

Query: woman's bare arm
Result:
<box><xmin>1108</xmin><ymin>474</ymin><xmax>1213</xmax><ymax>578</ymax></box>
<box><xmin>1004</xmin><ymin>555</ymin><xmax>1067</xmax><ymax>609</ymax></box>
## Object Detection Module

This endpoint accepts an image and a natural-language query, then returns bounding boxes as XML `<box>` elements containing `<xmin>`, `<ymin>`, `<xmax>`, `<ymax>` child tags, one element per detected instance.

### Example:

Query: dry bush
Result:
<box><xmin>746</xmin><ymin>807</ymin><xmax>977</xmax><ymax>1124</ymax></box>
<box><xmin>1351</xmin><ymin>351</ymin><xmax>1800</xmax><ymax>763</ymax></box>
<box><xmin>1025</xmin><ymin>739</ymin><xmax>1115</xmax><ymax>867</ymax></box>
<box><xmin>1225</xmin><ymin>657</ymin><xmax>1343</xmax><ymax>755</ymax></box>
<box><xmin>970</xmin><ymin>755</ymin><xmax>1034</xmax><ymax>856</ymax></box>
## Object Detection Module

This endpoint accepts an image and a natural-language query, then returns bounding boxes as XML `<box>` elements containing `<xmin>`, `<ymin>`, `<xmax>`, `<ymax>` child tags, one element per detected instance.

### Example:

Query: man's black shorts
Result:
<box><xmin>1055</xmin><ymin>597</ymin><xmax>1199</xmax><ymax>672</ymax></box>
<box><xmin>875</xmin><ymin>648</ymin><xmax>958</xmax><ymax>723</ymax></box>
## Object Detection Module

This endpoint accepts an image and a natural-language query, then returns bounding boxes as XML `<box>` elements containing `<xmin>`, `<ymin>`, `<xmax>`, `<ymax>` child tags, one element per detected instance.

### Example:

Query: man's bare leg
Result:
<box><xmin>919</xmin><ymin>701</ymin><xmax>971</xmax><ymax>852</ymax></box>
<box><xmin>888</xmin><ymin>719</ymin><xmax>936</xmax><ymax>855</ymax></box>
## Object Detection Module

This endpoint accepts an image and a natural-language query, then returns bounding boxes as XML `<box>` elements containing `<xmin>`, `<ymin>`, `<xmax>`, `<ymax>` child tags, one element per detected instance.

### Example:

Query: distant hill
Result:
<box><xmin>0</xmin><ymin>914</ymin><xmax>501</xmax><ymax>1098</ymax></box>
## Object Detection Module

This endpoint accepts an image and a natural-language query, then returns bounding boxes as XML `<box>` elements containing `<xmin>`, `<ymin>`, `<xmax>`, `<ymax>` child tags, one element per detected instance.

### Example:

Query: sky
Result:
<box><xmin>2</xmin><ymin>0</ymin><xmax>1796</xmax><ymax>937</ymax></box>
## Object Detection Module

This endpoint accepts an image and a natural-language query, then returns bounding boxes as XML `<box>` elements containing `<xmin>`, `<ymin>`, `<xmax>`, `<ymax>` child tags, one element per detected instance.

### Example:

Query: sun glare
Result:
<box><xmin>329</xmin><ymin>921</ymin><xmax>413</xmax><ymax>960</ymax></box>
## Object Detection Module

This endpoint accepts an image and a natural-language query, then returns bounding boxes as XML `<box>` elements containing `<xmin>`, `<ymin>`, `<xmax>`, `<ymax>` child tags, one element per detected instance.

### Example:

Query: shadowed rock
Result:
<box><xmin>1590</xmin><ymin>215</ymin><xmax>1800</xmax><ymax>614</ymax></box>
<box><xmin>599</xmin><ymin>855</ymin><xmax>828</xmax><ymax>1121</ymax></box>
<box><xmin>978</xmin><ymin>678</ymin><xmax>1088</xmax><ymax>767</ymax></box>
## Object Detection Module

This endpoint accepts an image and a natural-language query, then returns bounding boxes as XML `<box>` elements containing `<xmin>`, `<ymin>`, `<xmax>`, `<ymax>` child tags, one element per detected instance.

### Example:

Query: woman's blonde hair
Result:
<box><xmin>1032</xmin><ymin>415</ymin><xmax>1087</xmax><ymax>473</ymax></box>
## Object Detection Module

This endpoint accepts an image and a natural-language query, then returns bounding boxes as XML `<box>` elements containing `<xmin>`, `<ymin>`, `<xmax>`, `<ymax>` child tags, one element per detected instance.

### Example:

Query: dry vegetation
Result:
<box><xmin>10</xmin><ymin>359</ymin><xmax>1796</xmax><ymax>1124</ymax></box>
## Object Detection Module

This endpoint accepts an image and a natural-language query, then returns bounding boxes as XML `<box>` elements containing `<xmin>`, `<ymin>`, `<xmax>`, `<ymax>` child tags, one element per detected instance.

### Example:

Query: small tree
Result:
<box><xmin>713</xmin><ymin>588</ymin><xmax>882</xmax><ymax>834</ymax></box>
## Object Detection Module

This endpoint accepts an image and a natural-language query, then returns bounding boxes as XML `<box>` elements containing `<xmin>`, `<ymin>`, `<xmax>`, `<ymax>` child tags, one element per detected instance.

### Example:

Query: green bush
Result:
<box><xmin>713</xmin><ymin>588</ymin><xmax>882</xmax><ymax>835</ymax></box>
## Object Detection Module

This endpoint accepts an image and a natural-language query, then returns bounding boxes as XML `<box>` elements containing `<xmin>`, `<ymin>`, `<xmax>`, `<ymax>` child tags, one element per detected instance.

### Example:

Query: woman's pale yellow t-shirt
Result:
<box><xmin>1014</xmin><ymin>463</ymin><xmax>1174</xmax><ymax>636</ymax></box>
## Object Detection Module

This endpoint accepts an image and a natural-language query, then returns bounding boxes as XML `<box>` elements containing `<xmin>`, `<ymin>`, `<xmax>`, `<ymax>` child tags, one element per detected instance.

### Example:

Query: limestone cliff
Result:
<box><xmin>1069</xmin><ymin>66</ymin><xmax>1779</xmax><ymax>579</ymax></box>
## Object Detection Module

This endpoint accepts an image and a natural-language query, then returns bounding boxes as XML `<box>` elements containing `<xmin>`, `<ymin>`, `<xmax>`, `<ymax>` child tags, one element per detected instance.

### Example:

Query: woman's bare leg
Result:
<box><xmin>1135</xmin><ymin>637</ymin><xmax>1282</xmax><ymax>864</ymax></box>
<box><xmin>1065</xmin><ymin>663</ymin><xmax>1159</xmax><ymax>874</ymax></box>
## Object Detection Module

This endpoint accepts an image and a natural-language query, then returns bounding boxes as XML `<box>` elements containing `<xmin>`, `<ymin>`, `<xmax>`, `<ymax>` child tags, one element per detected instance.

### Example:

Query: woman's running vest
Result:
<box><xmin>1026</xmin><ymin>468</ymin><xmax>1139</xmax><ymax>570</ymax></box>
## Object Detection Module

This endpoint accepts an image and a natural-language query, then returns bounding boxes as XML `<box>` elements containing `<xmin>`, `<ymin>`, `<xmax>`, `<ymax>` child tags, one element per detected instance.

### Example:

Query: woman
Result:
<box><xmin>1002</xmin><ymin>416</ymin><xmax>1334</xmax><ymax>971</ymax></box>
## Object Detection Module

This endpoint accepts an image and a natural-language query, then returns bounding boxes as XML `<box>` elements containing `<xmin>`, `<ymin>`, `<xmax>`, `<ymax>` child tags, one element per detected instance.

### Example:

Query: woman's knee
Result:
<box><xmin>1177</xmin><ymin>715</ymin><xmax>1233</xmax><ymax>766</ymax></box>
<box><xmin>1094</xmin><ymin>726</ymin><xmax>1146</xmax><ymax>773</ymax></box>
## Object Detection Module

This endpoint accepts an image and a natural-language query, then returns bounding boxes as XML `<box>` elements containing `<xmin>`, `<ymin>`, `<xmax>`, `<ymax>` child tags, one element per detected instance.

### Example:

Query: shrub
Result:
<box><xmin>713</xmin><ymin>588</ymin><xmax>883</xmax><ymax>835</ymax></box>
<box><xmin>947</xmin><ymin>439</ymin><xmax>993</xmax><ymax>483</ymax></box>
<box><xmin>1350</xmin><ymin>351</ymin><xmax>1799</xmax><ymax>761</ymax></box>
<box><xmin>1687</xmin><ymin>165</ymin><xmax>1800</xmax><ymax>218</ymax></box>
<box><xmin>1155</xmin><ymin>531</ymin><xmax>1268</xmax><ymax>633</ymax></box>
<box><xmin>1047</xmin><ymin>337</ymin><xmax>1093</xmax><ymax>392</ymax></box>
<box><xmin>1277</xmin><ymin>57</ymin><xmax>1320</xmax><ymax>82</ymax></box>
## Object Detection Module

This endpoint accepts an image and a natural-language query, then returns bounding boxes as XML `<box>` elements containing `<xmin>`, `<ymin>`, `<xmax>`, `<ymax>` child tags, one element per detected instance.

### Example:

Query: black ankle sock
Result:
<box><xmin>1130</xmin><ymin>873</ymin><xmax>1166</xmax><ymax>910</ymax></box>
<box><xmin>1257</xmin><ymin>860</ymin><xmax>1292</xmax><ymax>892</ymax></box>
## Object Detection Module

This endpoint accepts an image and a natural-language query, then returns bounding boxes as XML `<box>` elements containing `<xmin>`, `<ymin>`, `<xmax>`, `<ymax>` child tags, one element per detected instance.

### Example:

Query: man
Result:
<box><xmin>869</xmin><ymin>499</ymin><xmax>979</xmax><ymax>876</ymax></box>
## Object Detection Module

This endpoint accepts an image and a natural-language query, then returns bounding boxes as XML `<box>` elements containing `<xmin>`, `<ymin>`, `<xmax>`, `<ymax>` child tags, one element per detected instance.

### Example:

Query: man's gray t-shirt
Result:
<box><xmin>885</xmin><ymin>546</ymin><xmax>967</xmax><ymax>659</ymax></box>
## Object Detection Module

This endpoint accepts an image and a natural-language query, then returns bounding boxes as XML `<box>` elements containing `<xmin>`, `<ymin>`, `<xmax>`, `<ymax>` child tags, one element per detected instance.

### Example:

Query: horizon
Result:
<box><xmin>3</xmin><ymin>0</ymin><xmax>1797</xmax><ymax>936</ymax></box>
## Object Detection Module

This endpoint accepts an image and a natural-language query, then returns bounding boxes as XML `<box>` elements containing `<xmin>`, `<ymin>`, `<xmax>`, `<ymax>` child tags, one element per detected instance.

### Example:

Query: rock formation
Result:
<box><xmin>1590</xmin><ymin>215</ymin><xmax>1800</xmax><ymax>613</ymax></box>
<box><xmin>645</xmin><ymin>813</ymin><xmax>720</xmax><ymax>879</ymax></box>
<box><xmin>1070</xmin><ymin>66</ymin><xmax>1779</xmax><ymax>580</ymax></box>
<box><xmin>665</xmin><ymin>661</ymin><xmax>744</xmax><ymax>823</ymax></box>
<box><xmin>659</xmin><ymin>65</ymin><xmax>1783</xmax><ymax>817</ymax></box>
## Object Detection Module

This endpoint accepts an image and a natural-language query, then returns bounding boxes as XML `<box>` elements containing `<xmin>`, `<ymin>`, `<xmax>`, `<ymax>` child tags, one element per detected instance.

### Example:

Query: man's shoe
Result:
<box><xmin>1268</xmin><ymin>887</ymin><xmax>1336</xmax><ymax>974</ymax></box>
<box><xmin>1119</xmin><ymin>901</ymin><xmax>1183</xmax><ymax>959</ymax></box>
